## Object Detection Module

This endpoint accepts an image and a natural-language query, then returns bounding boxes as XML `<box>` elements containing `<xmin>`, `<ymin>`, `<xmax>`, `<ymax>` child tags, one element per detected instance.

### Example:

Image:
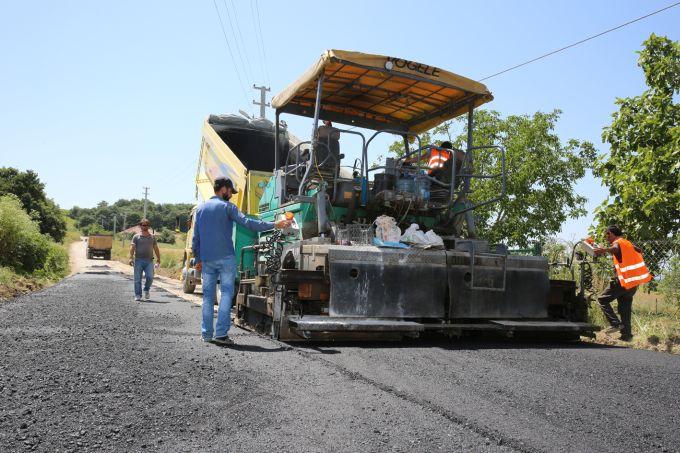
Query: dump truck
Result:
<box><xmin>180</xmin><ymin>114</ymin><xmax>292</xmax><ymax>294</ymax></box>
<box><xmin>228</xmin><ymin>50</ymin><xmax>597</xmax><ymax>341</ymax></box>
<box><xmin>86</xmin><ymin>234</ymin><xmax>113</xmax><ymax>260</ymax></box>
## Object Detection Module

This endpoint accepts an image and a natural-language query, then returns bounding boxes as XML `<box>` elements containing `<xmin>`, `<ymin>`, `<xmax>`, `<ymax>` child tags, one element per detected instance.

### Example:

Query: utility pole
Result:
<box><xmin>112</xmin><ymin>215</ymin><xmax>117</xmax><ymax>239</ymax></box>
<box><xmin>252</xmin><ymin>84</ymin><xmax>270</xmax><ymax>119</ymax></box>
<box><xmin>143</xmin><ymin>187</ymin><xmax>150</xmax><ymax>219</ymax></box>
<box><xmin>121</xmin><ymin>213</ymin><xmax>127</xmax><ymax>246</ymax></box>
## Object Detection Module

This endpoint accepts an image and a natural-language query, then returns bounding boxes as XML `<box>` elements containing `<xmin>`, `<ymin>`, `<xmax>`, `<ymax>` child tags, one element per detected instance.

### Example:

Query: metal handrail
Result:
<box><xmin>449</xmin><ymin>145</ymin><xmax>506</xmax><ymax>215</ymax></box>
<box><xmin>295</xmin><ymin>140</ymin><xmax>339</xmax><ymax>198</ymax></box>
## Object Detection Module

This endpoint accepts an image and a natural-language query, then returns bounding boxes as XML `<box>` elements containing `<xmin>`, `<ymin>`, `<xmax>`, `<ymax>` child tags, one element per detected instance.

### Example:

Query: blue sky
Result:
<box><xmin>0</xmin><ymin>1</ymin><xmax>677</xmax><ymax>240</ymax></box>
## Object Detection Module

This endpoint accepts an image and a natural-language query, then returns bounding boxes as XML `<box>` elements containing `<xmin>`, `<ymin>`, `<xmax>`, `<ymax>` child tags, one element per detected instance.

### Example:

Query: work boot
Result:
<box><xmin>213</xmin><ymin>336</ymin><xmax>234</xmax><ymax>346</ymax></box>
<box><xmin>619</xmin><ymin>333</ymin><xmax>633</xmax><ymax>342</ymax></box>
<box><xmin>144</xmin><ymin>291</ymin><xmax>150</xmax><ymax>300</ymax></box>
<box><xmin>602</xmin><ymin>325</ymin><xmax>622</xmax><ymax>335</ymax></box>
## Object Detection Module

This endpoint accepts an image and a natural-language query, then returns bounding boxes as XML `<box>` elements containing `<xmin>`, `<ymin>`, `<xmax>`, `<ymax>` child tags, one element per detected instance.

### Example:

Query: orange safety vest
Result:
<box><xmin>427</xmin><ymin>148</ymin><xmax>451</xmax><ymax>172</ymax></box>
<box><xmin>613</xmin><ymin>238</ymin><xmax>652</xmax><ymax>289</ymax></box>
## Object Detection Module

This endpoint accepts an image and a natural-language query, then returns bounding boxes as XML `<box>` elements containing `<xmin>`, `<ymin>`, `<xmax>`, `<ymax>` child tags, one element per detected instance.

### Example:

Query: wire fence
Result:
<box><xmin>637</xmin><ymin>239</ymin><xmax>680</xmax><ymax>282</ymax></box>
<box><xmin>538</xmin><ymin>238</ymin><xmax>680</xmax><ymax>305</ymax></box>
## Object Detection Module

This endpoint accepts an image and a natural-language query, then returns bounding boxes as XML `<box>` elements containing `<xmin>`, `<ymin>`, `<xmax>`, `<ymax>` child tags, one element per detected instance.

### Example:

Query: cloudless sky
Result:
<box><xmin>0</xmin><ymin>1</ymin><xmax>677</xmax><ymax>240</ymax></box>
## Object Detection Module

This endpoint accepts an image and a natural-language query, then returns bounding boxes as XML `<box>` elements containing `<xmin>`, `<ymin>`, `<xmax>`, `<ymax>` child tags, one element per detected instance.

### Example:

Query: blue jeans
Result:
<box><xmin>201</xmin><ymin>256</ymin><xmax>237</xmax><ymax>340</ymax></box>
<box><xmin>133</xmin><ymin>259</ymin><xmax>154</xmax><ymax>297</ymax></box>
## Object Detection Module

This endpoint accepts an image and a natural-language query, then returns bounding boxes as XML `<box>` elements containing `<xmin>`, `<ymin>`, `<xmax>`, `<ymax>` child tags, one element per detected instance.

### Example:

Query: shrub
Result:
<box><xmin>37</xmin><ymin>243</ymin><xmax>69</xmax><ymax>278</ymax></box>
<box><xmin>156</xmin><ymin>229</ymin><xmax>176</xmax><ymax>244</ymax></box>
<box><xmin>0</xmin><ymin>195</ymin><xmax>69</xmax><ymax>279</ymax></box>
<box><xmin>0</xmin><ymin>195</ymin><xmax>52</xmax><ymax>273</ymax></box>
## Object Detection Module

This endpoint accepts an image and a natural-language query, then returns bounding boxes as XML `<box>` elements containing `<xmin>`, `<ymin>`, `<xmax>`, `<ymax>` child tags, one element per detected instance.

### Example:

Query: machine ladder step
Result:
<box><xmin>288</xmin><ymin>316</ymin><xmax>425</xmax><ymax>332</ymax></box>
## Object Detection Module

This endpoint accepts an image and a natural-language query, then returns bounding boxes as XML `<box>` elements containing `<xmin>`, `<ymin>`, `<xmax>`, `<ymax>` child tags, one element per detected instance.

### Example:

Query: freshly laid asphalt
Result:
<box><xmin>1</xmin><ymin>269</ymin><xmax>678</xmax><ymax>452</ymax></box>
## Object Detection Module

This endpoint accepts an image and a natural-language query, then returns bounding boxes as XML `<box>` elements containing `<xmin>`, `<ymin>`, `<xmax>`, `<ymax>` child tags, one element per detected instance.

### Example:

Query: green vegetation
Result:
<box><xmin>0</xmin><ymin>195</ymin><xmax>68</xmax><ymax>276</ymax></box>
<box><xmin>593</xmin><ymin>34</ymin><xmax>679</xmax><ymax>239</ymax></box>
<box><xmin>0</xmin><ymin>195</ymin><xmax>69</xmax><ymax>300</ymax></box>
<box><xmin>0</xmin><ymin>167</ymin><xmax>67</xmax><ymax>242</ymax></box>
<box><xmin>69</xmin><ymin>199</ymin><xmax>193</xmax><ymax>234</ymax></box>
<box><xmin>585</xmin><ymin>34</ymin><xmax>680</xmax><ymax>353</ymax></box>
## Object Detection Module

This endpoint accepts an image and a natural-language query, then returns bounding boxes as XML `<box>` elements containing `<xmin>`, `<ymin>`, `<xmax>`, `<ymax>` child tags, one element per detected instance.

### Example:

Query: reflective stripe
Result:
<box><xmin>620</xmin><ymin>261</ymin><xmax>646</xmax><ymax>272</ymax></box>
<box><xmin>428</xmin><ymin>157</ymin><xmax>447</xmax><ymax>168</ymax></box>
<box><xmin>623</xmin><ymin>273</ymin><xmax>651</xmax><ymax>284</ymax></box>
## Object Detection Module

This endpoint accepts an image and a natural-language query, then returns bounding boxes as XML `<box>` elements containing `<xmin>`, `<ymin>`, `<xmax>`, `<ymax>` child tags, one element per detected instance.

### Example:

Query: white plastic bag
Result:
<box><xmin>400</xmin><ymin>223</ymin><xmax>421</xmax><ymax>243</ymax></box>
<box><xmin>424</xmin><ymin>230</ymin><xmax>444</xmax><ymax>247</ymax></box>
<box><xmin>400</xmin><ymin>223</ymin><xmax>444</xmax><ymax>248</ymax></box>
<box><xmin>375</xmin><ymin>215</ymin><xmax>401</xmax><ymax>243</ymax></box>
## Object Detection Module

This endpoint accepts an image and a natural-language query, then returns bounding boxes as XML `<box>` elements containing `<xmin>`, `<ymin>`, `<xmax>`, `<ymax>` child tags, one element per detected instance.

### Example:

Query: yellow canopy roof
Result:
<box><xmin>271</xmin><ymin>50</ymin><xmax>493</xmax><ymax>134</ymax></box>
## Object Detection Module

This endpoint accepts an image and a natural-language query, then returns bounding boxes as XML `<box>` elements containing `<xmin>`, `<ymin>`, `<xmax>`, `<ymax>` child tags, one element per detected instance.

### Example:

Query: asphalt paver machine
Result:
<box><xmin>235</xmin><ymin>50</ymin><xmax>596</xmax><ymax>341</ymax></box>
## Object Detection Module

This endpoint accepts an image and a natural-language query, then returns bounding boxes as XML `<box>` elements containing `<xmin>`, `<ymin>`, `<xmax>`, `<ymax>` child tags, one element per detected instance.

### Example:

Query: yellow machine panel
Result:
<box><xmin>196</xmin><ymin>120</ymin><xmax>248</xmax><ymax>208</ymax></box>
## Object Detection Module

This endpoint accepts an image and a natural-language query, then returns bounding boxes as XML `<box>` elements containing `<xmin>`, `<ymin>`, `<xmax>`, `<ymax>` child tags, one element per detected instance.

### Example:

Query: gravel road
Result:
<box><xmin>1</xmin><ymin>265</ymin><xmax>679</xmax><ymax>452</ymax></box>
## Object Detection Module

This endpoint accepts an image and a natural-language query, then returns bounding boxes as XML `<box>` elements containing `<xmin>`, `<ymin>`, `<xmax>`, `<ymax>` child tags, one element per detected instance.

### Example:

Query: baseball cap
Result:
<box><xmin>214</xmin><ymin>177</ymin><xmax>238</xmax><ymax>193</ymax></box>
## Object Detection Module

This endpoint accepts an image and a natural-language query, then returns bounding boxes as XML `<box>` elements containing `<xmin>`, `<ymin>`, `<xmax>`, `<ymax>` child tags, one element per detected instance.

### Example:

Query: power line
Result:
<box><xmin>228</xmin><ymin>0</ymin><xmax>257</xmax><ymax>85</ymax></box>
<box><xmin>254</xmin><ymin>0</ymin><xmax>271</xmax><ymax>86</ymax></box>
<box><xmin>165</xmin><ymin>156</ymin><xmax>199</xmax><ymax>186</ymax></box>
<box><xmin>212</xmin><ymin>0</ymin><xmax>250</xmax><ymax>106</ymax></box>
<box><xmin>251</xmin><ymin>0</ymin><xmax>270</xmax><ymax>86</ymax></box>
<box><xmin>222</xmin><ymin>0</ymin><xmax>255</xmax><ymax>85</ymax></box>
<box><xmin>480</xmin><ymin>1</ymin><xmax>680</xmax><ymax>81</ymax></box>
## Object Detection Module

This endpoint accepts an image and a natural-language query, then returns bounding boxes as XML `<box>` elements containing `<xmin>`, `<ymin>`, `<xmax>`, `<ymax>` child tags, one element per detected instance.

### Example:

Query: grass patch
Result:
<box><xmin>588</xmin><ymin>289</ymin><xmax>680</xmax><ymax>354</ymax></box>
<box><xmin>0</xmin><ymin>266</ymin><xmax>53</xmax><ymax>301</ymax></box>
<box><xmin>111</xmin><ymin>234</ymin><xmax>187</xmax><ymax>280</ymax></box>
<box><xmin>62</xmin><ymin>216</ymin><xmax>82</xmax><ymax>244</ymax></box>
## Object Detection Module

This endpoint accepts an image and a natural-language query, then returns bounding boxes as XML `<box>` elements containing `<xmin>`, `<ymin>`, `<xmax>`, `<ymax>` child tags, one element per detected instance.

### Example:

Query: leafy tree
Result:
<box><xmin>388</xmin><ymin>131</ymin><xmax>432</xmax><ymax>157</ymax></box>
<box><xmin>593</xmin><ymin>34</ymin><xmax>679</xmax><ymax>239</ymax></box>
<box><xmin>0</xmin><ymin>168</ymin><xmax>66</xmax><ymax>242</ymax></box>
<box><xmin>76</xmin><ymin>213</ymin><xmax>96</xmax><ymax>230</ymax></box>
<box><xmin>80</xmin><ymin>223</ymin><xmax>106</xmax><ymax>236</ymax></box>
<box><xmin>390</xmin><ymin>110</ymin><xmax>595</xmax><ymax>247</ymax></box>
<box><xmin>68</xmin><ymin>198</ymin><xmax>193</xmax><ymax>234</ymax></box>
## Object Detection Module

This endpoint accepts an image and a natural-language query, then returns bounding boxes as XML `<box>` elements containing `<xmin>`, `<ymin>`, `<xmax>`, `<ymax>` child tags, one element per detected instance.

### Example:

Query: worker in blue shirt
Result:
<box><xmin>192</xmin><ymin>177</ymin><xmax>290</xmax><ymax>345</ymax></box>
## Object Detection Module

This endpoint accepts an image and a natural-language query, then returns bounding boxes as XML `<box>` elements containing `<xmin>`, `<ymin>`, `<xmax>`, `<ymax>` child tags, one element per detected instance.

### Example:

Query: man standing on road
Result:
<box><xmin>129</xmin><ymin>219</ymin><xmax>161</xmax><ymax>302</ymax></box>
<box><xmin>192</xmin><ymin>177</ymin><xmax>290</xmax><ymax>346</ymax></box>
<box><xmin>594</xmin><ymin>225</ymin><xmax>652</xmax><ymax>341</ymax></box>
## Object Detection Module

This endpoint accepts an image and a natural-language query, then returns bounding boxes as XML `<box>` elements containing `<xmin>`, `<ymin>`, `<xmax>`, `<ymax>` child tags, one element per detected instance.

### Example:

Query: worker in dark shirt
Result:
<box><xmin>593</xmin><ymin>225</ymin><xmax>652</xmax><ymax>341</ymax></box>
<box><xmin>192</xmin><ymin>177</ymin><xmax>291</xmax><ymax>345</ymax></box>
